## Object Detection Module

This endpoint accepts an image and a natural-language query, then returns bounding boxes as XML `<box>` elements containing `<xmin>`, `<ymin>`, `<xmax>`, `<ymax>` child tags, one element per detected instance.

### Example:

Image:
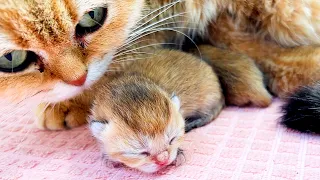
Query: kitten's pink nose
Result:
<box><xmin>154</xmin><ymin>151</ymin><xmax>169</xmax><ymax>166</ymax></box>
<box><xmin>66</xmin><ymin>73</ymin><xmax>87</xmax><ymax>86</ymax></box>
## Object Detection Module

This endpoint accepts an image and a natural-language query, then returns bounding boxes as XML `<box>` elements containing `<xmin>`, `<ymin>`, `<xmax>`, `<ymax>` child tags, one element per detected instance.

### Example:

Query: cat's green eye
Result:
<box><xmin>76</xmin><ymin>7</ymin><xmax>107</xmax><ymax>37</ymax></box>
<box><xmin>0</xmin><ymin>50</ymin><xmax>36</xmax><ymax>73</ymax></box>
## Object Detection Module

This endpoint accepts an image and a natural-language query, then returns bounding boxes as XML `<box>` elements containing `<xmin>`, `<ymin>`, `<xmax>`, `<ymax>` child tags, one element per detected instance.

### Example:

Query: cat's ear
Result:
<box><xmin>170</xmin><ymin>93</ymin><xmax>181</xmax><ymax>110</ymax></box>
<box><xmin>89</xmin><ymin>120</ymin><xmax>108</xmax><ymax>138</ymax></box>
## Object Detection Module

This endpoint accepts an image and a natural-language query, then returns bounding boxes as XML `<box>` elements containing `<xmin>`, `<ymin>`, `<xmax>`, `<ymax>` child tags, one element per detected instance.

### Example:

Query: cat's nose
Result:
<box><xmin>154</xmin><ymin>151</ymin><xmax>169</xmax><ymax>166</ymax></box>
<box><xmin>66</xmin><ymin>73</ymin><xmax>87</xmax><ymax>86</ymax></box>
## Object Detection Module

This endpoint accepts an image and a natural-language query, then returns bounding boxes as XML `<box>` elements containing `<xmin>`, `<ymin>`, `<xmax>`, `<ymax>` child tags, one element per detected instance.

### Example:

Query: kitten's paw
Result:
<box><xmin>35</xmin><ymin>102</ymin><xmax>88</xmax><ymax>130</ymax></box>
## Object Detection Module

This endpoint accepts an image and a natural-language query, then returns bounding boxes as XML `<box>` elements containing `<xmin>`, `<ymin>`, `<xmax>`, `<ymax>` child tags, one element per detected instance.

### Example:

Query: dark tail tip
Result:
<box><xmin>281</xmin><ymin>83</ymin><xmax>320</xmax><ymax>134</ymax></box>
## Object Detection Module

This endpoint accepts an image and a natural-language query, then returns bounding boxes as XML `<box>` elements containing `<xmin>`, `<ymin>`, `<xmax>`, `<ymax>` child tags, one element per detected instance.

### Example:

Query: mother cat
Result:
<box><xmin>1</xmin><ymin>0</ymin><xmax>320</xmax><ymax>130</ymax></box>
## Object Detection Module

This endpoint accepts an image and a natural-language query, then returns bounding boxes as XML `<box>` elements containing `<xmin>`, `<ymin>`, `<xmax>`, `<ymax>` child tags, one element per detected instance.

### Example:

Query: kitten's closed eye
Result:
<box><xmin>169</xmin><ymin>137</ymin><xmax>176</xmax><ymax>145</ymax></box>
<box><xmin>140</xmin><ymin>151</ymin><xmax>151</xmax><ymax>156</ymax></box>
<box><xmin>76</xmin><ymin>7</ymin><xmax>108</xmax><ymax>37</ymax></box>
<box><xmin>122</xmin><ymin>151</ymin><xmax>150</xmax><ymax>158</ymax></box>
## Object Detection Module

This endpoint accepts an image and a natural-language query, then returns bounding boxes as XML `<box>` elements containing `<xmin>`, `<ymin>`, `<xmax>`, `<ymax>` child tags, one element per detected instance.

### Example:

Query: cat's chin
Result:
<box><xmin>43</xmin><ymin>53</ymin><xmax>114</xmax><ymax>103</ymax></box>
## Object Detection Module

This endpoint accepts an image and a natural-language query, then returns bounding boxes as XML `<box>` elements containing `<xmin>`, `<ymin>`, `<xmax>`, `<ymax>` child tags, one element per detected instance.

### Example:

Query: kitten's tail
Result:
<box><xmin>281</xmin><ymin>83</ymin><xmax>320</xmax><ymax>134</ymax></box>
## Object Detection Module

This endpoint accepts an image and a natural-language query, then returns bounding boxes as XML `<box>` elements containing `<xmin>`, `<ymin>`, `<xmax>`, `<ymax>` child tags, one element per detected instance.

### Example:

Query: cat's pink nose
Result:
<box><xmin>154</xmin><ymin>151</ymin><xmax>169</xmax><ymax>166</ymax></box>
<box><xmin>66</xmin><ymin>73</ymin><xmax>87</xmax><ymax>86</ymax></box>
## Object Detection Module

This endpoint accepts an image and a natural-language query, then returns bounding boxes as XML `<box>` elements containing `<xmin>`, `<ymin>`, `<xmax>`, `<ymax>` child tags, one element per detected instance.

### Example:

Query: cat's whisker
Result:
<box><xmin>125</xmin><ymin>25</ymin><xmax>197</xmax><ymax>49</ymax></box>
<box><xmin>113</xmin><ymin>54</ymin><xmax>154</xmax><ymax>62</ymax></box>
<box><xmin>131</xmin><ymin>0</ymin><xmax>182</xmax><ymax>32</ymax></box>
<box><xmin>114</xmin><ymin>42</ymin><xmax>185</xmax><ymax>62</ymax></box>
<box><xmin>114</xmin><ymin>27</ymin><xmax>195</xmax><ymax>57</ymax></box>
<box><xmin>114</xmin><ymin>42</ymin><xmax>178</xmax><ymax>58</ymax></box>
<box><xmin>115</xmin><ymin>19</ymin><xmax>192</xmax><ymax>54</ymax></box>
<box><xmin>139</xmin><ymin>27</ymin><xmax>202</xmax><ymax>59</ymax></box>
<box><xmin>115</xmin><ymin>27</ymin><xmax>198</xmax><ymax>59</ymax></box>
<box><xmin>112</xmin><ymin>57</ymin><xmax>152</xmax><ymax>64</ymax></box>
<box><xmin>134</xmin><ymin>0</ymin><xmax>182</xmax><ymax>25</ymax></box>
<box><xmin>130</xmin><ymin>12</ymin><xmax>188</xmax><ymax>38</ymax></box>
<box><xmin>115</xmin><ymin>47</ymin><xmax>157</xmax><ymax>58</ymax></box>
<box><xmin>115</xmin><ymin>49</ymin><xmax>157</xmax><ymax>59</ymax></box>
<box><xmin>113</xmin><ymin>52</ymin><xmax>156</xmax><ymax>59</ymax></box>
<box><xmin>128</xmin><ymin>18</ymin><xmax>191</xmax><ymax>44</ymax></box>
<box><xmin>119</xmin><ymin>20</ymin><xmax>192</xmax><ymax>52</ymax></box>
<box><xmin>116</xmin><ymin>38</ymin><xmax>155</xmax><ymax>53</ymax></box>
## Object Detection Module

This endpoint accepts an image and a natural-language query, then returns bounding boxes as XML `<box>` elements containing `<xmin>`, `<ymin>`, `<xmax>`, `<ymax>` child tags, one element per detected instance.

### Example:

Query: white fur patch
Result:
<box><xmin>171</xmin><ymin>94</ymin><xmax>181</xmax><ymax>110</ymax></box>
<box><xmin>85</xmin><ymin>52</ymin><xmax>114</xmax><ymax>88</ymax></box>
<box><xmin>90</xmin><ymin>121</ymin><xmax>107</xmax><ymax>139</ymax></box>
<box><xmin>45</xmin><ymin>82</ymin><xmax>84</xmax><ymax>103</ymax></box>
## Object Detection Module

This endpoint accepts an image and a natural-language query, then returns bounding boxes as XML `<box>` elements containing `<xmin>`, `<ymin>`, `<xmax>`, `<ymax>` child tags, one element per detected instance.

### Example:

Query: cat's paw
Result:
<box><xmin>225</xmin><ymin>83</ymin><xmax>272</xmax><ymax>108</ymax></box>
<box><xmin>35</xmin><ymin>102</ymin><xmax>88</xmax><ymax>130</ymax></box>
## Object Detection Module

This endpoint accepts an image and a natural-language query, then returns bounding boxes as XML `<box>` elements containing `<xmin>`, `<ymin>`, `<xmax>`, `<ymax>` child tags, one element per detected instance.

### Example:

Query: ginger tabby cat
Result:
<box><xmin>0</xmin><ymin>0</ymin><xmax>320</xmax><ymax>130</ymax></box>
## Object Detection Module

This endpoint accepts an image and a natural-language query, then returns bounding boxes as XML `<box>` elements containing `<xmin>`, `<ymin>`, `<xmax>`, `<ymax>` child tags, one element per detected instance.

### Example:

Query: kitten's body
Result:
<box><xmin>89</xmin><ymin>49</ymin><xmax>224</xmax><ymax>172</ymax></box>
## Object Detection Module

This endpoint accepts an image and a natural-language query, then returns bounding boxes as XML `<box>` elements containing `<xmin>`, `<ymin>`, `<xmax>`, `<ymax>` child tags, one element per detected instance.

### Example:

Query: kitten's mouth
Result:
<box><xmin>156</xmin><ymin>148</ymin><xmax>186</xmax><ymax>173</ymax></box>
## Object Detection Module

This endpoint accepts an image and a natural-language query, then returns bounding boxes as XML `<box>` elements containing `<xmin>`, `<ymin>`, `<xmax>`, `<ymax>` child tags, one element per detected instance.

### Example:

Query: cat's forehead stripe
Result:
<box><xmin>0</xmin><ymin>0</ymin><xmax>77</xmax><ymax>47</ymax></box>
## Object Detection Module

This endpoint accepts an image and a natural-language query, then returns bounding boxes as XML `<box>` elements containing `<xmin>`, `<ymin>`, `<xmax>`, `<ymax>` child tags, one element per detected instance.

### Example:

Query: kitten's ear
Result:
<box><xmin>90</xmin><ymin>120</ymin><xmax>108</xmax><ymax>138</ymax></box>
<box><xmin>171</xmin><ymin>93</ymin><xmax>181</xmax><ymax>110</ymax></box>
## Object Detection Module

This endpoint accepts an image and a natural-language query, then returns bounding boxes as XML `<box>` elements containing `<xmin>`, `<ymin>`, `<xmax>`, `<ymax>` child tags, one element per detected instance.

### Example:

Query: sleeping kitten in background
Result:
<box><xmin>89</xmin><ymin>49</ymin><xmax>224</xmax><ymax>173</ymax></box>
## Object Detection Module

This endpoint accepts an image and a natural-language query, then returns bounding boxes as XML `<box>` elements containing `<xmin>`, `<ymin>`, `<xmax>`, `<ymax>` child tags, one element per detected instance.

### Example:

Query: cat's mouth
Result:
<box><xmin>40</xmin><ymin>53</ymin><xmax>114</xmax><ymax>103</ymax></box>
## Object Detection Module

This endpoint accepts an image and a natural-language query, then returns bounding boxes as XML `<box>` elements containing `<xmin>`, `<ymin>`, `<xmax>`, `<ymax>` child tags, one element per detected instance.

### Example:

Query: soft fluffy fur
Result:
<box><xmin>1</xmin><ymin>0</ymin><xmax>320</xmax><ymax>131</ymax></box>
<box><xmin>89</xmin><ymin>49</ymin><xmax>224</xmax><ymax>173</ymax></box>
<box><xmin>191</xmin><ymin>45</ymin><xmax>272</xmax><ymax>107</ymax></box>
<box><xmin>281</xmin><ymin>83</ymin><xmax>320</xmax><ymax>134</ymax></box>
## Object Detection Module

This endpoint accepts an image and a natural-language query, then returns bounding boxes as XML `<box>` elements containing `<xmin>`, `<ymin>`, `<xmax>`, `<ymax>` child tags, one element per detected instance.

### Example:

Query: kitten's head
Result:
<box><xmin>89</xmin><ymin>78</ymin><xmax>185</xmax><ymax>173</ymax></box>
<box><xmin>0</xmin><ymin>0</ymin><xmax>144</xmax><ymax>103</ymax></box>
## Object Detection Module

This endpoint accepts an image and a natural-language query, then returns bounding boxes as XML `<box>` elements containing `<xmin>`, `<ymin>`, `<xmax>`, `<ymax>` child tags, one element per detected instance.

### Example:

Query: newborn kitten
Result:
<box><xmin>89</xmin><ymin>49</ymin><xmax>224</xmax><ymax>173</ymax></box>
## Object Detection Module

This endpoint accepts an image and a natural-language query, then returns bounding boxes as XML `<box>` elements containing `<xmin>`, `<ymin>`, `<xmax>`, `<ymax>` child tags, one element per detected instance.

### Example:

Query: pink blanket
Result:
<box><xmin>1</xmin><ymin>100</ymin><xmax>319</xmax><ymax>180</ymax></box>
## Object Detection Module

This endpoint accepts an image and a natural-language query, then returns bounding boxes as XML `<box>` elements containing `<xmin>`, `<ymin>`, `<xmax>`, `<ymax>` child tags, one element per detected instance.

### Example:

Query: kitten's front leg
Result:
<box><xmin>35</xmin><ymin>93</ymin><xmax>92</xmax><ymax>130</ymax></box>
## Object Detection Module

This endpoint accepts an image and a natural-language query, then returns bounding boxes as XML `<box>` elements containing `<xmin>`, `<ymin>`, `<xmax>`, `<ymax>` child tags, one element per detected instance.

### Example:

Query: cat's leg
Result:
<box><xmin>240</xmin><ymin>44</ymin><xmax>320</xmax><ymax>98</ymax></box>
<box><xmin>209</xmin><ymin>14</ymin><xmax>320</xmax><ymax>98</ymax></box>
<box><xmin>35</xmin><ymin>93</ymin><xmax>92</xmax><ymax>130</ymax></box>
<box><xmin>190</xmin><ymin>45</ymin><xmax>272</xmax><ymax>107</ymax></box>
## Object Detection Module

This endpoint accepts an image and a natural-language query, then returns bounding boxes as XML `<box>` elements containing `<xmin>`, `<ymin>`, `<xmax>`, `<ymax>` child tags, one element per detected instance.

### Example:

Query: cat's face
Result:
<box><xmin>90</xmin><ymin>95</ymin><xmax>185</xmax><ymax>173</ymax></box>
<box><xmin>0</xmin><ymin>0</ymin><xmax>144</xmax><ymax>103</ymax></box>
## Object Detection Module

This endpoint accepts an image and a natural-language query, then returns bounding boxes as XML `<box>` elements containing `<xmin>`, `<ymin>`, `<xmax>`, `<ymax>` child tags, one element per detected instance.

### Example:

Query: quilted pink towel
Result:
<box><xmin>0</xmin><ymin>99</ymin><xmax>320</xmax><ymax>180</ymax></box>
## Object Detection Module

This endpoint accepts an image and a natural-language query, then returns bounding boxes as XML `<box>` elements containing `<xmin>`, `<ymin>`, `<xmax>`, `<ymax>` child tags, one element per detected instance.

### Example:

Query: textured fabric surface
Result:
<box><xmin>0</xmin><ymin>99</ymin><xmax>319</xmax><ymax>180</ymax></box>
